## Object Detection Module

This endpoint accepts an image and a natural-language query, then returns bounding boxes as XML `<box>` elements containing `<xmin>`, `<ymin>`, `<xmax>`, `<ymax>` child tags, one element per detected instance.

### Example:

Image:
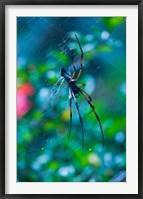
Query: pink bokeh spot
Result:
<box><xmin>17</xmin><ymin>83</ymin><xmax>34</xmax><ymax>119</ymax></box>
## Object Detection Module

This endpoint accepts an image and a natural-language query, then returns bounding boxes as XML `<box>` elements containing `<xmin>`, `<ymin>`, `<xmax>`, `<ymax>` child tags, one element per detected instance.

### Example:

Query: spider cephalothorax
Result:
<box><xmin>50</xmin><ymin>34</ymin><xmax>104</xmax><ymax>149</ymax></box>
<box><xmin>61</xmin><ymin>68</ymin><xmax>80</xmax><ymax>95</ymax></box>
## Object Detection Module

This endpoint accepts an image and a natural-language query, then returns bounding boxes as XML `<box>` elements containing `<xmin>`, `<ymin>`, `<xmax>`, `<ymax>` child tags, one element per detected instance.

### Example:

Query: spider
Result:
<box><xmin>50</xmin><ymin>34</ymin><xmax>104</xmax><ymax>149</ymax></box>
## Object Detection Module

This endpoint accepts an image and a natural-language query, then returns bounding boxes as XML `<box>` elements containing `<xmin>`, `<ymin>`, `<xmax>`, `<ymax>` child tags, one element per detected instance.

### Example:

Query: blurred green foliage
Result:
<box><xmin>17</xmin><ymin>17</ymin><xmax>126</xmax><ymax>182</ymax></box>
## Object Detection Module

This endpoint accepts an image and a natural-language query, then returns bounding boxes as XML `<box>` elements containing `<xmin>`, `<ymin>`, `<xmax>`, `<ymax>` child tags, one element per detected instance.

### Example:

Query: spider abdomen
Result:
<box><xmin>61</xmin><ymin>68</ymin><xmax>71</xmax><ymax>83</ymax></box>
<box><xmin>69</xmin><ymin>82</ymin><xmax>80</xmax><ymax>95</ymax></box>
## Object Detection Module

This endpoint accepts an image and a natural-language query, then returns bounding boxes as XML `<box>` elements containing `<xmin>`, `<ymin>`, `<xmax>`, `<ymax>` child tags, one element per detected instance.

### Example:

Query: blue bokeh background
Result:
<box><xmin>17</xmin><ymin>17</ymin><xmax>126</xmax><ymax>182</ymax></box>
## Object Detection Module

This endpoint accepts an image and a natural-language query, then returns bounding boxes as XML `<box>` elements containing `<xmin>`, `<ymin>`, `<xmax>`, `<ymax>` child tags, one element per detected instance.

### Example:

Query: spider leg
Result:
<box><xmin>79</xmin><ymin>88</ymin><xmax>104</xmax><ymax>147</ymax></box>
<box><xmin>72</xmin><ymin>90</ymin><xmax>84</xmax><ymax>149</ymax></box>
<box><xmin>75</xmin><ymin>34</ymin><xmax>83</xmax><ymax>81</ymax></box>
<box><xmin>68</xmin><ymin>89</ymin><xmax>73</xmax><ymax>140</ymax></box>
<box><xmin>71</xmin><ymin>54</ymin><xmax>76</xmax><ymax>78</ymax></box>
<box><xmin>78</xmin><ymin>88</ymin><xmax>94</xmax><ymax>114</ymax></box>
<box><xmin>66</xmin><ymin>45</ymin><xmax>76</xmax><ymax>79</ymax></box>
<box><xmin>79</xmin><ymin>88</ymin><xmax>92</xmax><ymax>101</ymax></box>
<box><xmin>47</xmin><ymin>83</ymin><xmax>68</xmax><ymax>87</ymax></box>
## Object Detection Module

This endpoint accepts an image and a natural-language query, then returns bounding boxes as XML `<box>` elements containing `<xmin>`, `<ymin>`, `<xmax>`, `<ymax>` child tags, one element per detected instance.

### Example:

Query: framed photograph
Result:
<box><xmin>0</xmin><ymin>0</ymin><xmax>143</xmax><ymax>198</ymax></box>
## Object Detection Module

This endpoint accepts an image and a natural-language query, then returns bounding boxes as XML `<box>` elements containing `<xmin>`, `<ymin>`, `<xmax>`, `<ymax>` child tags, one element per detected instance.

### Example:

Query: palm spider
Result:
<box><xmin>50</xmin><ymin>34</ymin><xmax>104</xmax><ymax>149</ymax></box>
